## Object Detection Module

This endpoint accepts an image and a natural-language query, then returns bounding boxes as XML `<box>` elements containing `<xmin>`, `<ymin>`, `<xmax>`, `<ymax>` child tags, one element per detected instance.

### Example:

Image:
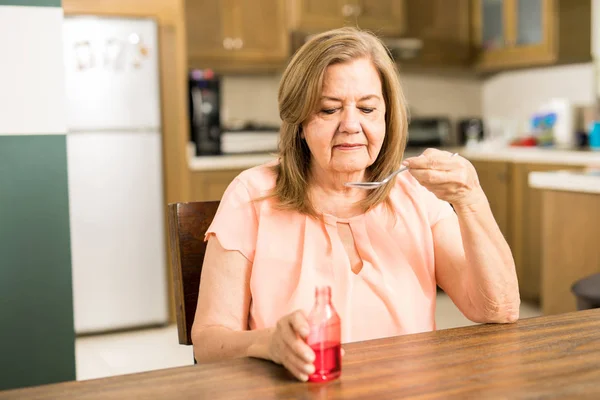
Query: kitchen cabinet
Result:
<box><xmin>190</xmin><ymin>168</ymin><xmax>245</xmax><ymax>201</ymax></box>
<box><xmin>470</xmin><ymin>160</ymin><xmax>511</xmax><ymax>240</ymax></box>
<box><xmin>185</xmin><ymin>0</ymin><xmax>289</xmax><ymax>71</ymax></box>
<box><xmin>470</xmin><ymin>158</ymin><xmax>583</xmax><ymax>303</ymax></box>
<box><xmin>290</xmin><ymin>0</ymin><xmax>407</xmax><ymax>36</ymax></box>
<box><xmin>539</xmin><ymin>189</ymin><xmax>600</xmax><ymax>315</ymax></box>
<box><xmin>352</xmin><ymin>0</ymin><xmax>407</xmax><ymax>35</ymax></box>
<box><xmin>509</xmin><ymin>162</ymin><xmax>581</xmax><ymax>302</ymax></box>
<box><xmin>402</xmin><ymin>0</ymin><xmax>473</xmax><ymax>68</ymax></box>
<box><xmin>471</xmin><ymin>0</ymin><xmax>591</xmax><ymax>71</ymax></box>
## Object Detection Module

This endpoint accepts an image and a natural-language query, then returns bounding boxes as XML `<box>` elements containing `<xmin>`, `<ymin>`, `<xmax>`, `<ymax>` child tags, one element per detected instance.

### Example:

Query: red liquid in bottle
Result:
<box><xmin>308</xmin><ymin>341</ymin><xmax>342</xmax><ymax>382</ymax></box>
<box><xmin>307</xmin><ymin>286</ymin><xmax>342</xmax><ymax>383</ymax></box>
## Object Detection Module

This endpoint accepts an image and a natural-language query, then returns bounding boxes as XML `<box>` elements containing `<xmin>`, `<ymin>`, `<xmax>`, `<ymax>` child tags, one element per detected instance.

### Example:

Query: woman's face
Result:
<box><xmin>302</xmin><ymin>57</ymin><xmax>386</xmax><ymax>177</ymax></box>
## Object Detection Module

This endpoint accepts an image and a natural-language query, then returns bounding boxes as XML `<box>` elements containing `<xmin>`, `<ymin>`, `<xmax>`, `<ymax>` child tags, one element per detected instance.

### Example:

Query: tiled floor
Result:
<box><xmin>75</xmin><ymin>293</ymin><xmax>542</xmax><ymax>381</ymax></box>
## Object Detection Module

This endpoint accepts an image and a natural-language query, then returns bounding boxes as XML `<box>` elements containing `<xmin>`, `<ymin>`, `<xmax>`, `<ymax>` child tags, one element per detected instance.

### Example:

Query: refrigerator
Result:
<box><xmin>63</xmin><ymin>16</ymin><xmax>169</xmax><ymax>334</ymax></box>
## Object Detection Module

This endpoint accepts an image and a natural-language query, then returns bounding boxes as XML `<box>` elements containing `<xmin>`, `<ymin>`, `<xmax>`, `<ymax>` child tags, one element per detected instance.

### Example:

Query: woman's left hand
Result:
<box><xmin>402</xmin><ymin>148</ymin><xmax>486</xmax><ymax>209</ymax></box>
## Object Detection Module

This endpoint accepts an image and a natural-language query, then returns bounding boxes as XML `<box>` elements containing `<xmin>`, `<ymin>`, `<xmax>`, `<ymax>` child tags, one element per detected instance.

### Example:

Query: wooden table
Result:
<box><xmin>3</xmin><ymin>309</ymin><xmax>600</xmax><ymax>399</ymax></box>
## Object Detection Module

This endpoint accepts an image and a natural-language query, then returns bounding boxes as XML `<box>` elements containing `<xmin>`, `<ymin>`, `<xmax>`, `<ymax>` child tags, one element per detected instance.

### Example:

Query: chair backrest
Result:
<box><xmin>167</xmin><ymin>201</ymin><xmax>219</xmax><ymax>345</ymax></box>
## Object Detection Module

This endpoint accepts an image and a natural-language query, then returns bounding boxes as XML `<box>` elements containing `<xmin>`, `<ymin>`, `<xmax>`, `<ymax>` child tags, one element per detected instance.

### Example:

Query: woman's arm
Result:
<box><xmin>432</xmin><ymin>195</ymin><xmax>520</xmax><ymax>323</ymax></box>
<box><xmin>403</xmin><ymin>149</ymin><xmax>520</xmax><ymax>323</ymax></box>
<box><xmin>191</xmin><ymin>236</ymin><xmax>270</xmax><ymax>362</ymax></box>
<box><xmin>191</xmin><ymin>236</ymin><xmax>317</xmax><ymax>381</ymax></box>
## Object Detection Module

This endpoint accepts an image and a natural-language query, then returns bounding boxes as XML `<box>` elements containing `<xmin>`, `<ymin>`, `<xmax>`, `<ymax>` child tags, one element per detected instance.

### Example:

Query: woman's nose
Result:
<box><xmin>338</xmin><ymin>108</ymin><xmax>361</xmax><ymax>134</ymax></box>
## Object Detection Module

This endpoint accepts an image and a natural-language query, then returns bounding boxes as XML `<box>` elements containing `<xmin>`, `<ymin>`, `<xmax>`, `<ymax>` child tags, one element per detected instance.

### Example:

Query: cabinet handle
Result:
<box><xmin>223</xmin><ymin>37</ymin><xmax>233</xmax><ymax>50</ymax></box>
<box><xmin>233</xmin><ymin>38</ymin><xmax>243</xmax><ymax>50</ymax></box>
<box><xmin>341</xmin><ymin>4</ymin><xmax>353</xmax><ymax>17</ymax></box>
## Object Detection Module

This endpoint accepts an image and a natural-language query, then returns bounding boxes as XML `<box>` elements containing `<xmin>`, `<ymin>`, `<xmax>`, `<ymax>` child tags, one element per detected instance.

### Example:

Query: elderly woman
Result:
<box><xmin>191</xmin><ymin>27</ymin><xmax>520</xmax><ymax>381</ymax></box>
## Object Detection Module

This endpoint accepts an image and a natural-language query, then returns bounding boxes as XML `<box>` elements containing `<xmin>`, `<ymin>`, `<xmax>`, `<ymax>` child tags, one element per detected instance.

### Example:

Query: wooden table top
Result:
<box><xmin>3</xmin><ymin>309</ymin><xmax>600</xmax><ymax>399</ymax></box>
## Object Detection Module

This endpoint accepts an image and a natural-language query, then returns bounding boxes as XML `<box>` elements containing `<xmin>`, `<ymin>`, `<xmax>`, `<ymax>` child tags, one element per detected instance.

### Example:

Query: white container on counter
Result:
<box><xmin>539</xmin><ymin>98</ymin><xmax>575</xmax><ymax>148</ymax></box>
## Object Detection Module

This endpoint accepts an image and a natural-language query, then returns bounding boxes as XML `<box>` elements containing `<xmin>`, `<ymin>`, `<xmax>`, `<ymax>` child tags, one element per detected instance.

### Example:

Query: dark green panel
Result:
<box><xmin>0</xmin><ymin>135</ymin><xmax>75</xmax><ymax>390</ymax></box>
<box><xmin>0</xmin><ymin>0</ymin><xmax>60</xmax><ymax>7</ymax></box>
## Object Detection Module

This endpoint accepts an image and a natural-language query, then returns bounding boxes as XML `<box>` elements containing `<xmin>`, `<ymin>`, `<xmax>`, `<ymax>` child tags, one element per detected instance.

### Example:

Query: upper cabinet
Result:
<box><xmin>184</xmin><ymin>0</ymin><xmax>592</xmax><ymax>74</ymax></box>
<box><xmin>402</xmin><ymin>0</ymin><xmax>473</xmax><ymax>68</ymax></box>
<box><xmin>185</xmin><ymin>0</ymin><xmax>289</xmax><ymax>71</ymax></box>
<box><xmin>351</xmin><ymin>0</ymin><xmax>407</xmax><ymax>36</ymax></box>
<box><xmin>290</xmin><ymin>0</ymin><xmax>407</xmax><ymax>36</ymax></box>
<box><xmin>290</xmin><ymin>0</ymin><xmax>347</xmax><ymax>32</ymax></box>
<box><xmin>472</xmin><ymin>0</ymin><xmax>591</xmax><ymax>71</ymax></box>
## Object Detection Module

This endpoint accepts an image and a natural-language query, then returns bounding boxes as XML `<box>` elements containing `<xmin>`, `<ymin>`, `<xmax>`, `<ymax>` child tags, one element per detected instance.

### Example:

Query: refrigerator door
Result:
<box><xmin>63</xmin><ymin>16</ymin><xmax>160</xmax><ymax>131</ymax></box>
<box><xmin>67</xmin><ymin>131</ymin><xmax>168</xmax><ymax>333</ymax></box>
<box><xmin>64</xmin><ymin>16</ymin><xmax>168</xmax><ymax>333</ymax></box>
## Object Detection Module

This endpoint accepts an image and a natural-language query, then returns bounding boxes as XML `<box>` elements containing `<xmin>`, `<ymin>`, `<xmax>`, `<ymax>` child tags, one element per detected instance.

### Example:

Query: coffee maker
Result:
<box><xmin>189</xmin><ymin>69</ymin><xmax>221</xmax><ymax>155</ymax></box>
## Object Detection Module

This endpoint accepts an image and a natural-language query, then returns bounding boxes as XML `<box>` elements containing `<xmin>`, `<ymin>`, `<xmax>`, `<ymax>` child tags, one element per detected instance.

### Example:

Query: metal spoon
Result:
<box><xmin>344</xmin><ymin>152</ymin><xmax>458</xmax><ymax>190</ymax></box>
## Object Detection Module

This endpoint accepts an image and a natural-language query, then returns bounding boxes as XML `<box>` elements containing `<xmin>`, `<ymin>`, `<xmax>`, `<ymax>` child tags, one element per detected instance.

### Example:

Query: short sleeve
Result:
<box><xmin>418</xmin><ymin>184</ymin><xmax>456</xmax><ymax>227</ymax></box>
<box><xmin>205</xmin><ymin>177</ymin><xmax>259</xmax><ymax>262</ymax></box>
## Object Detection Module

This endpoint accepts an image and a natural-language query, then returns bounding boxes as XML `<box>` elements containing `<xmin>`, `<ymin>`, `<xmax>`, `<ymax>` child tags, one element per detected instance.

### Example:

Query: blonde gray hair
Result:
<box><xmin>271</xmin><ymin>26</ymin><xmax>408</xmax><ymax>216</ymax></box>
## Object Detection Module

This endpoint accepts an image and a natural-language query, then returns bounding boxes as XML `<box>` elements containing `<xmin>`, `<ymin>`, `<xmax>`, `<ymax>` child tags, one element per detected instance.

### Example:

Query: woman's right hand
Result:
<box><xmin>268</xmin><ymin>310</ymin><xmax>316</xmax><ymax>382</ymax></box>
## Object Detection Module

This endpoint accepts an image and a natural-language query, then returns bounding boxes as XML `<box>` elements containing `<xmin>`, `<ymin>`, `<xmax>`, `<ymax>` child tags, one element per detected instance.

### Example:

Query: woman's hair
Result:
<box><xmin>271</xmin><ymin>26</ymin><xmax>408</xmax><ymax>217</ymax></box>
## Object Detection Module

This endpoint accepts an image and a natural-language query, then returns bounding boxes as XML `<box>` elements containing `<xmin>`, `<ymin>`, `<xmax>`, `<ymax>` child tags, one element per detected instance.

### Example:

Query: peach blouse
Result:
<box><xmin>205</xmin><ymin>161</ymin><xmax>456</xmax><ymax>343</ymax></box>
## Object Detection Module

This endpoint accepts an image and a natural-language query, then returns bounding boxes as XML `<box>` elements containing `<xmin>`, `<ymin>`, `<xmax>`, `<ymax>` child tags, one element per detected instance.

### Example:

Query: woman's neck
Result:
<box><xmin>308</xmin><ymin>165</ymin><xmax>368</xmax><ymax>219</ymax></box>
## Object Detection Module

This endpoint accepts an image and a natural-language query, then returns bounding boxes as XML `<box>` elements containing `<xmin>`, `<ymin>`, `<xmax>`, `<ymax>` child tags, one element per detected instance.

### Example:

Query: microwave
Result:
<box><xmin>406</xmin><ymin>117</ymin><xmax>451</xmax><ymax>148</ymax></box>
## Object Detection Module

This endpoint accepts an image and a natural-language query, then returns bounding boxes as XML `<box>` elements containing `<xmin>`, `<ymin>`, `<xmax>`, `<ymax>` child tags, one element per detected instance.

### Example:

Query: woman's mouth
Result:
<box><xmin>334</xmin><ymin>143</ymin><xmax>365</xmax><ymax>151</ymax></box>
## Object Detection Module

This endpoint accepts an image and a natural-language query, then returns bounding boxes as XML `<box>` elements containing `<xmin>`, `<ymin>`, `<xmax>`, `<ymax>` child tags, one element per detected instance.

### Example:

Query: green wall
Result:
<box><xmin>0</xmin><ymin>136</ymin><xmax>75</xmax><ymax>390</ymax></box>
<box><xmin>0</xmin><ymin>0</ymin><xmax>75</xmax><ymax>391</ymax></box>
<box><xmin>0</xmin><ymin>0</ymin><xmax>60</xmax><ymax>6</ymax></box>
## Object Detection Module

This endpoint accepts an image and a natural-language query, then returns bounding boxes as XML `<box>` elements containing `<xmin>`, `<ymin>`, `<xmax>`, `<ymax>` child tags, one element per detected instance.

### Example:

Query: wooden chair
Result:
<box><xmin>167</xmin><ymin>201</ymin><xmax>220</xmax><ymax>347</ymax></box>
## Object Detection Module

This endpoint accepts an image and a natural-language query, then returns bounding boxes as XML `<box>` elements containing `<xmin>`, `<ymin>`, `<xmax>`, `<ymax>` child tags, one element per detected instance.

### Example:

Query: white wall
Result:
<box><xmin>221</xmin><ymin>74</ymin><xmax>283</xmax><ymax>126</ymax></box>
<box><xmin>482</xmin><ymin>63</ymin><xmax>596</xmax><ymax>127</ymax></box>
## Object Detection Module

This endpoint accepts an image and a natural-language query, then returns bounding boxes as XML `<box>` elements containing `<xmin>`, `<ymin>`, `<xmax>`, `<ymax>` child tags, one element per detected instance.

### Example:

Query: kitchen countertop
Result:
<box><xmin>188</xmin><ymin>152</ymin><xmax>278</xmax><ymax>171</ymax></box>
<box><xmin>459</xmin><ymin>145</ymin><xmax>600</xmax><ymax>165</ymax></box>
<box><xmin>529</xmin><ymin>170</ymin><xmax>600</xmax><ymax>194</ymax></box>
<box><xmin>188</xmin><ymin>143</ymin><xmax>600</xmax><ymax>171</ymax></box>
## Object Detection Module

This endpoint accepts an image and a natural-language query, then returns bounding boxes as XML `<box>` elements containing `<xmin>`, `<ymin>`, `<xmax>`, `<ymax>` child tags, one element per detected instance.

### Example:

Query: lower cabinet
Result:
<box><xmin>469</xmin><ymin>159</ymin><xmax>583</xmax><ymax>304</ymax></box>
<box><xmin>470</xmin><ymin>160</ymin><xmax>511</xmax><ymax>241</ymax></box>
<box><xmin>190</xmin><ymin>169</ymin><xmax>245</xmax><ymax>202</ymax></box>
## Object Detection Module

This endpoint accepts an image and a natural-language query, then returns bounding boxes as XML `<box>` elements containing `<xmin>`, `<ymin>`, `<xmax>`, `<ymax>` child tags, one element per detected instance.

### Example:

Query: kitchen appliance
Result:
<box><xmin>220</xmin><ymin>122</ymin><xmax>280</xmax><ymax>154</ymax></box>
<box><xmin>189</xmin><ymin>69</ymin><xmax>221</xmax><ymax>155</ymax></box>
<box><xmin>407</xmin><ymin>117</ymin><xmax>451</xmax><ymax>148</ymax></box>
<box><xmin>63</xmin><ymin>16</ymin><xmax>169</xmax><ymax>334</ymax></box>
<box><xmin>457</xmin><ymin>118</ymin><xmax>485</xmax><ymax>146</ymax></box>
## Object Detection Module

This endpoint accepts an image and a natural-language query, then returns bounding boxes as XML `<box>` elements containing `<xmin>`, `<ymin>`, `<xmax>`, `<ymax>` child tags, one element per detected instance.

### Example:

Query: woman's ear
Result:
<box><xmin>299</xmin><ymin>125</ymin><xmax>305</xmax><ymax>140</ymax></box>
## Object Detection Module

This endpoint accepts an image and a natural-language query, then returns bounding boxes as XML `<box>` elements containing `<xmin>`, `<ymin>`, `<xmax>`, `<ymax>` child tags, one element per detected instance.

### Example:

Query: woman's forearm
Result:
<box><xmin>453</xmin><ymin>192</ymin><xmax>520</xmax><ymax>323</ymax></box>
<box><xmin>192</xmin><ymin>326</ymin><xmax>274</xmax><ymax>363</ymax></box>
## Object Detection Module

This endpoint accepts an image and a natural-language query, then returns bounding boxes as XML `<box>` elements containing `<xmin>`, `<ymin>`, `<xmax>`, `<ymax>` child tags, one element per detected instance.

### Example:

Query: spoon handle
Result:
<box><xmin>386</xmin><ymin>166</ymin><xmax>409</xmax><ymax>181</ymax></box>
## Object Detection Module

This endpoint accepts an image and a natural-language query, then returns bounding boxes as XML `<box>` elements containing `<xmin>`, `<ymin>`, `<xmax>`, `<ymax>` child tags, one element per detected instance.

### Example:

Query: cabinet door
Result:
<box><xmin>185</xmin><ymin>0</ymin><xmax>233</xmax><ymax>61</ymax></box>
<box><xmin>403</xmin><ymin>0</ymin><xmax>472</xmax><ymax>67</ymax></box>
<box><xmin>478</xmin><ymin>0</ymin><xmax>508</xmax><ymax>50</ymax></box>
<box><xmin>292</xmin><ymin>0</ymin><xmax>347</xmax><ymax>32</ymax></box>
<box><xmin>229</xmin><ymin>0</ymin><xmax>288</xmax><ymax>61</ymax></box>
<box><xmin>515</xmin><ymin>0</ymin><xmax>544</xmax><ymax>47</ymax></box>
<box><xmin>472</xmin><ymin>0</ymin><xmax>582</xmax><ymax>71</ymax></box>
<box><xmin>470</xmin><ymin>160</ymin><xmax>510</xmax><ymax>241</ymax></box>
<box><xmin>353</xmin><ymin>0</ymin><xmax>407</xmax><ymax>36</ymax></box>
<box><xmin>190</xmin><ymin>169</ymin><xmax>245</xmax><ymax>201</ymax></box>
<box><xmin>510</xmin><ymin>162</ymin><xmax>582</xmax><ymax>302</ymax></box>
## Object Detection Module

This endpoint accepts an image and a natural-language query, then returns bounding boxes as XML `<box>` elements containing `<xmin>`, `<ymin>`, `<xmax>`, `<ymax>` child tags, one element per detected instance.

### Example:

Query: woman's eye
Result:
<box><xmin>321</xmin><ymin>108</ymin><xmax>337</xmax><ymax>115</ymax></box>
<box><xmin>360</xmin><ymin>108</ymin><xmax>375</xmax><ymax>114</ymax></box>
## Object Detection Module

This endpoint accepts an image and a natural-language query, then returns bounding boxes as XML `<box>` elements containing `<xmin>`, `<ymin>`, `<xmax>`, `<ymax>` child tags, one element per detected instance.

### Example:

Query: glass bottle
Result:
<box><xmin>306</xmin><ymin>286</ymin><xmax>342</xmax><ymax>383</ymax></box>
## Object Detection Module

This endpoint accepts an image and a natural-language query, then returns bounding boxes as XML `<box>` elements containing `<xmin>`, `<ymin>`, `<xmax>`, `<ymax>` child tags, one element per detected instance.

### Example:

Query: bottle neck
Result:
<box><xmin>315</xmin><ymin>286</ymin><xmax>332</xmax><ymax>306</ymax></box>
